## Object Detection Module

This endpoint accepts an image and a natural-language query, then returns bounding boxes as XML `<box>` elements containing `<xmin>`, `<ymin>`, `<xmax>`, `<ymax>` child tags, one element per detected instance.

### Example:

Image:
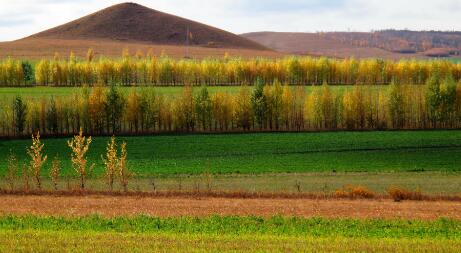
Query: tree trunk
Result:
<box><xmin>80</xmin><ymin>174</ymin><xmax>85</xmax><ymax>190</ymax></box>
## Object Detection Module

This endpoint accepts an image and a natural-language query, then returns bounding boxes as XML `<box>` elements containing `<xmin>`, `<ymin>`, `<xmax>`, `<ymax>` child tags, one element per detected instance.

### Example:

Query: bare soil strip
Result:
<box><xmin>0</xmin><ymin>195</ymin><xmax>460</xmax><ymax>219</ymax></box>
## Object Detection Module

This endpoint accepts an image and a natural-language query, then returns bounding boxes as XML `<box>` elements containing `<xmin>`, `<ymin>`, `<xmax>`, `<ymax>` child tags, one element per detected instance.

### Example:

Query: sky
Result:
<box><xmin>0</xmin><ymin>0</ymin><xmax>460</xmax><ymax>41</ymax></box>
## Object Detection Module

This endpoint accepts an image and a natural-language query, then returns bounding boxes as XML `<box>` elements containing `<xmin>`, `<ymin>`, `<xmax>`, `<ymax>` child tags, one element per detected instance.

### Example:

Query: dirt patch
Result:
<box><xmin>0</xmin><ymin>195</ymin><xmax>459</xmax><ymax>219</ymax></box>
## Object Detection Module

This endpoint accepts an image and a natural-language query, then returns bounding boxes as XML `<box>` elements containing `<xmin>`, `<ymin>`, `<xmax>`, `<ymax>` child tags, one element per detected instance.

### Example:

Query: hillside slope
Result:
<box><xmin>242</xmin><ymin>31</ymin><xmax>461</xmax><ymax>59</ymax></box>
<box><xmin>242</xmin><ymin>32</ymin><xmax>412</xmax><ymax>59</ymax></box>
<box><xmin>25</xmin><ymin>2</ymin><xmax>267</xmax><ymax>50</ymax></box>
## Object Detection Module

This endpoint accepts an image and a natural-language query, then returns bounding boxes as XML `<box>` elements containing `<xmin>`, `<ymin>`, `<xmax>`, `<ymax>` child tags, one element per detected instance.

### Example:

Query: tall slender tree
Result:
<box><xmin>13</xmin><ymin>96</ymin><xmax>26</xmax><ymax>135</ymax></box>
<box><xmin>104</xmin><ymin>85</ymin><xmax>125</xmax><ymax>134</ymax></box>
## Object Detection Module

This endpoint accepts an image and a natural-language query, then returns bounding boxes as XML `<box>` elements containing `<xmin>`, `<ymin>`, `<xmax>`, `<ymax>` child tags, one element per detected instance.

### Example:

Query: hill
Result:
<box><xmin>26</xmin><ymin>2</ymin><xmax>266</xmax><ymax>50</ymax></box>
<box><xmin>0</xmin><ymin>2</ymin><xmax>280</xmax><ymax>59</ymax></box>
<box><xmin>242</xmin><ymin>31</ymin><xmax>461</xmax><ymax>59</ymax></box>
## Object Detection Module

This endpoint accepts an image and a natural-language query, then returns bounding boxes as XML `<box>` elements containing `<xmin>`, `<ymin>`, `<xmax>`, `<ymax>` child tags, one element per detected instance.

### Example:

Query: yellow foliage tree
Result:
<box><xmin>27</xmin><ymin>131</ymin><xmax>48</xmax><ymax>190</ymax></box>
<box><xmin>118</xmin><ymin>142</ymin><xmax>130</xmax><ymax>192</ymax></box>
<box><xmin>102</xmin><ymin>136</ymin><xmax>117</xmax><ymax>191</ymax></box>
<box><xmin>67</xmin><ymin>128</ymin><xmax>94</xmax><ymax>190</ymax></box>
<box><xmin>87</xmin><ymin>48</ymin><xmax>95</xmax><ymax>62</ymax></box>
<box><xmin>49</xmin><ymin>155</ymin><xmax>61</xmax><ymax>191</ymax></box>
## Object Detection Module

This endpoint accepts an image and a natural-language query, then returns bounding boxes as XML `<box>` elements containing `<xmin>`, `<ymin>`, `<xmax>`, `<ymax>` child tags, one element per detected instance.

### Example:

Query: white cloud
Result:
<box><xmin>0</xmin><ymin>0</ymin><xmax>459</xmax><ymax>41</ymax></box>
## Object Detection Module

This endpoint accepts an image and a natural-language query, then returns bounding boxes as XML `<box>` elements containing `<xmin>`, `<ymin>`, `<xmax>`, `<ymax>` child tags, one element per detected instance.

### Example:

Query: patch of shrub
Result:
<box><xmin>334</xmin><ymin>189</ymin><xmax>349</xmax><ymax>198</ymax></box>
<box><xmin>387</xmin><ymin>186</ymin><xmax>423</xmax><ymax>201</ymax></box>
<box><xmin>335</xmin><ymin>185</ymin><xmax>375</xmax><ymax>199</ymax></box>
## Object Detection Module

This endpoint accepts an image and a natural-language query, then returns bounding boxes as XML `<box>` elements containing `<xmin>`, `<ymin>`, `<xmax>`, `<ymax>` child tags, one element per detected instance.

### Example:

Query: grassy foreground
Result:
<box><xmin>1</xmin><ymin>130</ymin><xmax>461</xmax><ymax>177</ymax></box>
<box><xmin>1</xmin><ymin>231</ymin><xmax>459</xmax><ymax>253</ymax></box>
<box><xmin>0</xmin><ymin>216</ymin><xmax>459</xmax><ymax>252</ymax></box>
<box><xmin>4</xmin><ymin>231</ymin><xmax>461</xmax><ymax>253</ymax></box>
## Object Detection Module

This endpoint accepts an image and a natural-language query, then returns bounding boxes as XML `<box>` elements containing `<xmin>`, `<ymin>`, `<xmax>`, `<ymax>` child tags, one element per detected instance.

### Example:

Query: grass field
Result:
<box><xmin>0</xmin><ymin>216</ymin><xmax>459</xmax><ymax>252</ymax></box>
<box><xmin>1</xmin><ymin>130</ymin><xmax>461</xmax><ymax>193</ymax></box>
<box><xmin>0</xmin><ymin>85</ymin><xmax>387</xmax><ymax>101</ymax></box>
<box><xmin>3</xmin><ymin>231</ymin><xmax>458</xmax><ymax>253</ymax></box>
<box><xmin>1</xmin><ymin>195</ymin><xmax>460</xmax><ymax>219</ymax></box>
<box><xmin>2</xmin><ymin>172</ymin><xmax>460</xmax><ymax>194</ymax></box>
<box><xmin>0</xmin><ymin>86</ymin><xmax>240</xmax><ymax>99</ymax></box>
<box><xmin>1</xmin><ymin>130</ymin><xmax>461</xmax><ymax>176</ymax></box>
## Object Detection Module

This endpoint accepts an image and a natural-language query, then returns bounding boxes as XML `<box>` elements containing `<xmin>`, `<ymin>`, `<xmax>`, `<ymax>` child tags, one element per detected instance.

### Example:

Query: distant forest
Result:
<box><xmin>325</xmin><ymin>30</ymin><xmax>461</xmax><ymax>56</ymax></box>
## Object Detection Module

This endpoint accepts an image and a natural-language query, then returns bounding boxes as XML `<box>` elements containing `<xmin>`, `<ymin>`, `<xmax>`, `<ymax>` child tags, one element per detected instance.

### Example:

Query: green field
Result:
<box><xmin>2</xmin><ymin>171</ymin><xmax>460</xmax><ymax>194</ymax></box>
<box><xmin>0</xmin><ymin>216</ymin><xmax>459</xmax><ymax>252</ymax></box>
<box><xmin>1</xmin><ymin>130</ymin><xmax>461</xmax><ymax>193</ymax></box>
<box><xmin>447</xmin><ymin>57</ymin><xmax>461</xmax><ymax>63</ymax></box>
<box><xmin>0</xmin><ymin>85</ymin><xmax>386</xmax><ymax>101</ymax></box>
<box><xmin>0</xmin><ymin>86</ymin><xmax>237</xmax><ymax>99</ymax></box>
<box><xmin>2</xmin><ymin>130</ymin><xmax>461</xmax><ymax>175</ymax></box>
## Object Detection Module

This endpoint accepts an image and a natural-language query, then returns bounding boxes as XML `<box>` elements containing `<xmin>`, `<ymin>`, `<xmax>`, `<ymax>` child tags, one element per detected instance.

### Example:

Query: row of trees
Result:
<box><xmin>1</xmin><ymin>54</ymin><xmax>461</xmax><ymax>86</ymax></box>
<box><xmin>0</xmin><ymin>59</ymin><xmax>33</xmax><ymax>86</ymax></box>
<box><xmin>5</xmin><ymin>131</ymin><xmax>130</xmax><ymax>192</ymax></box>
<box><xmin>1</xmin><ymin>77</ymin><xmax>460</xmax><ymax>137</ymax></box>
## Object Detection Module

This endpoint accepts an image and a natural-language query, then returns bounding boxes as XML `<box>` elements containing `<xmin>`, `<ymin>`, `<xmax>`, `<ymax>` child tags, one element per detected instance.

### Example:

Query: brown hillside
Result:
<box><xmin>25</xmin><ymin>2</ymin><xmax>267</xmax><ymax>51</ymax></box>
<box><xmin>242</xmin><ymin>32</ymin><xmax>414</xmax><ymax>59</ymax></box>
<box><xmin>243</xmin><ymin>31</ymin><xmax>461</xmax><ymax>59</ymax></box>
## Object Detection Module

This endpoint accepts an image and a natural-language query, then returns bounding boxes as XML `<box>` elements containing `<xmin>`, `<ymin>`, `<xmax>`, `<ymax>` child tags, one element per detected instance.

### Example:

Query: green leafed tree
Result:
<box><xmin>46</xmin><ymin>97</ymin><xmax>58</xmax><ymax>134</ymax></box>
<box><xmin>13</xmin><ymin>96</ymin><xmax>27</xmax><ymax>135</ymax></box>
<box><xmin>104</xmin><ymin>85</ymin><xmax>125</xmax><ymax>134</ymax></box>
<box><xmin>252</xmin><ymin>78</ymin><xmax>267</xmax><ymax>129</ymax></box>
<box><xmin>388</xmin><ymin>82</ymin><xmax>405</xmax><ymax>129</ymax></box>
<box><xmin>195</xmin><ymin>86</ymin><xmax>213</xmax><ymax>131</ymax></box>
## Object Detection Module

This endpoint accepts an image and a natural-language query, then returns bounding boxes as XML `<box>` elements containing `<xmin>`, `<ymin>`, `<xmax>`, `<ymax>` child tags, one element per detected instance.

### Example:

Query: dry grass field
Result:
<box><xmin>0</xmin><ymin>38</ymin><xmax>283</xmax><ymax>60</ymax></box>
<box><xmin>0</xmin><ymin>195</ymin><xmax>459</xmax><ymax>220</ymax></box>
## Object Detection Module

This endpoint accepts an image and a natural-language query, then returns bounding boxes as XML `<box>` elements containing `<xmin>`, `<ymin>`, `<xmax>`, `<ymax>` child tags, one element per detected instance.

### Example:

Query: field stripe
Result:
<box><xmin>0</xmin><ymin>196</ymin><xmax>460</xmax><ymax>220</ymax></box>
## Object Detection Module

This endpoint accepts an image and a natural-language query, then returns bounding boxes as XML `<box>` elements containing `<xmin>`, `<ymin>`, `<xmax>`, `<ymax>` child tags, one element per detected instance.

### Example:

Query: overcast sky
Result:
<box><xmin>0</xmin><ymin>0</ymin><xmax>460</xmax><ymax>41</ymax></box>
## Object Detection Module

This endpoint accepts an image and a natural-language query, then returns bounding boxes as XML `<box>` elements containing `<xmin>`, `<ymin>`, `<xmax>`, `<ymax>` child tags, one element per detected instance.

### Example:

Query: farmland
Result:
<box><xmin>1</xmin><ymin>196</ymin><xmax>461</xmax><ymax>219</ymax></box>
<box><xmin>2</xmin><ymin>231</ymin><xmax>459</xmax><ymax>252</ymax></box>
<box><xmin>1</xmin><ymin>131</ymin><xmax>461</xmax><ymax>195</ymax></box>
<box><xmin>2</xmin><ymin>171</ymin><xmax>460</xmax><ymax>194</ymax></box>
<box><xmin>0</xmin><ymin>61</ymin><xmax>461</xmax><ymax>252</ymax></box>
<box><xmin>1</xmin><ymin>1</ymin><xmax>461</xmax><ymax>252</ymax></box>
<box><xmin>0</xmin><ymin>215</ymin><xmax>459</xmax><ymax>252</ymax></box>
<box><xmin>2</xmin><ymin>131</ymin><xmax>461</xmax><ymax>176</ymax></box>
<box><xmin>3</xmin><ymin>95</ymin><xmax>460</xmax><ymax>252</ymax></box>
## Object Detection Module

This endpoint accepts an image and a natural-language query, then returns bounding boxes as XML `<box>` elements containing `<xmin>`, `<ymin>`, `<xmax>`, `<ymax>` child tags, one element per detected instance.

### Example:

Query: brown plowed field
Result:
<box><xmin>0</xmin><ymin>195</ymin><xmax>460</xmax><ymax>219</ymax></box>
